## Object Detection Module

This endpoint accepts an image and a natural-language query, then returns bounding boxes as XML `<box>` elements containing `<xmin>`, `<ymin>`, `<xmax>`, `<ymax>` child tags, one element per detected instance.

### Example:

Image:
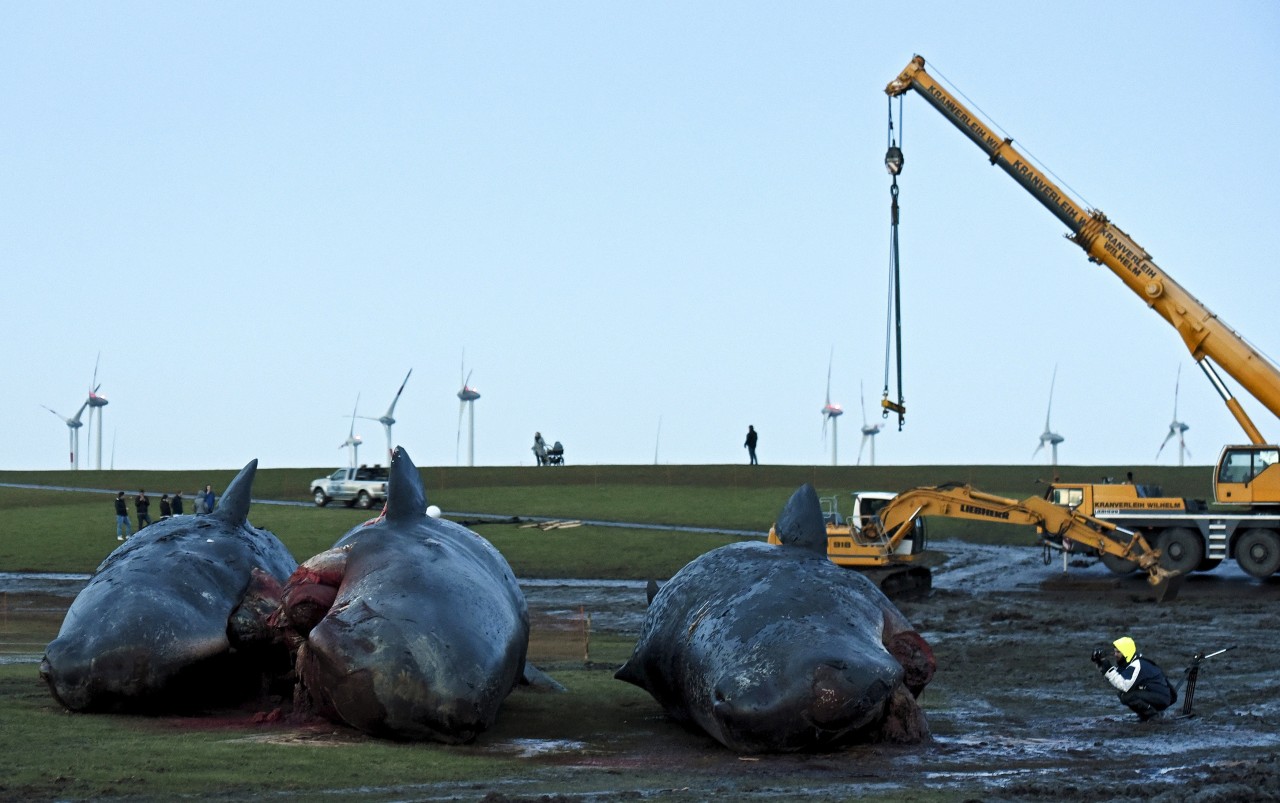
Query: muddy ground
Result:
<box><xmin>7</xmin><ymin>542</ymin><xmax>1280</xmax><ymax>801</ymax></box>
<box><xmin>520</xmin><ymin>543</ymin><xmax>1280</xmax><ymax>802</ymax></box>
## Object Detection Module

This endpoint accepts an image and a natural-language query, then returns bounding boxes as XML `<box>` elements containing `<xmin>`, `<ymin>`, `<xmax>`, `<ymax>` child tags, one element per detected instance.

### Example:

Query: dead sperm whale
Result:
<box><xmin>273</xmin><ymin>446</ymin><xmax>529</xmax><ymax>743</ymax></box>
<box><xmin>615</xmin><ymin>483</ymin><xmax>935</xmax><ymax>753</ymax></box>
<box><xmin>40</xmin><ymin>460</ymin><xmax>298</xmax><ymax>712</ymax></box>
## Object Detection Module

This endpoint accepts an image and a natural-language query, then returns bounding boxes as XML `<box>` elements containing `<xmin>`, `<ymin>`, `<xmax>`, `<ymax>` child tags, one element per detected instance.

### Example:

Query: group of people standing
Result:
<box><xmin>114</xmin><ymin>485</ymin><xmax>216</xmax><ymax>541</ymax></box>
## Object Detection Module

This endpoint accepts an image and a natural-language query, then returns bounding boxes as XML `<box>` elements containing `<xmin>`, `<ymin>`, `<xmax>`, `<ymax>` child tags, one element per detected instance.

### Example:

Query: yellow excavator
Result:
<box><xmin>768</xmin><ymin>483</ymin><xmax>1181</xmax><ymax>600</ymax></box>
<box><xmin>881</xmin><ymin>56</ymin><xmax>1280</xmax><ymax>579</ymax></box>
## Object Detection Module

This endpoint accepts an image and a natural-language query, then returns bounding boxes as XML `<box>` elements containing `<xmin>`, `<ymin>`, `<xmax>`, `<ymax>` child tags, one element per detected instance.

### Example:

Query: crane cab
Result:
<box><xmin>1215</xmin><ymin>445</ymin><xmax>1280</xmax><ymax>506</ymax></box>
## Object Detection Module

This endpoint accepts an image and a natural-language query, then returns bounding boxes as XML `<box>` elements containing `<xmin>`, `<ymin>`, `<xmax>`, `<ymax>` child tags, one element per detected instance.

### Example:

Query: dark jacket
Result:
<box><xmin>1105</xmin><ymin>654</ymin><xmax>1174</xmax><ymax>706</ymax></box>
<box><xmin>114</xmin><ymin>496</ymin><xmax>127</xmax><ymax>516</ymax></box>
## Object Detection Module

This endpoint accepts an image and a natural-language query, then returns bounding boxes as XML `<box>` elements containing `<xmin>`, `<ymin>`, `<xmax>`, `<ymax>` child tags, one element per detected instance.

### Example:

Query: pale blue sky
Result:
<box><xmin>4</xmin><ymin>2</ymin><xmax>1278</xmax><ymax>471</ymax></box>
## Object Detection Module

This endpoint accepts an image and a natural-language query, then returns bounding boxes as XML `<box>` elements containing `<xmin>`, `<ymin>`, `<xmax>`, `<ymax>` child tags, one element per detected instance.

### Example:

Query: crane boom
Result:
<box><xmin>886</xmin><ymin>55</ymin><xmax>1280</xmax><ymax>444</ymax></box>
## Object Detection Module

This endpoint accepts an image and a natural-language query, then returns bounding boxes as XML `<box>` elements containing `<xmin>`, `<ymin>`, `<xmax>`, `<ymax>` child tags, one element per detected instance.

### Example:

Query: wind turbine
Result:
<box><xmin>1033</xmin><ymin>366</ymin><xmax>1065</xmax><ymax>466</ymax></box>
<box><xmin>1157</xmin><ymin>365</ymin><xmax>1191</xmax><ymax>467</ymax></box>
<box><xmin>858</xmin><ymin>382</ymin><xmax>883</xmax><ymax>466</ymax></box>
<box><xmin>456</xmin><ymin>356</ymin><xmax>480</xmax><ymax>466</ymax></box>
<box><xmin>821</xmin><ymin>350</ymin><xmax>844</xmax><ymax>466</ymax></box>
<box><xmin>340</xmin><ymin>394</ymin><xmax>363</xmax><ymax>468</ymax></box>
<box><xmin>42</xmin><ymin>400</ymin><xmax>90</xmax><ymax>469</ymax></box>
<box><xmin>654</xmin><ymin>415</ymin><xmax>662</xmax><ymax>465</ymax></box>
<box><xmin>84</xmin><ymin>354</ymin><xmax>109</xmax><ymax>470</ymax></box>
<box><xmin>358</xmin><ymin>369</ymin><xmax>412</xmax><ymax>464</ymax></box>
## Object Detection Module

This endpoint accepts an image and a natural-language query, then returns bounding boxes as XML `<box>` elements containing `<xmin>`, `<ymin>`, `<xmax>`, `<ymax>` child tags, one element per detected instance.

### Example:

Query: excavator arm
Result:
<box><xmin>867</xmin><ymin>483</ymin><xmax>1180</xmax><ymax>596</ymax></box>
<box><xmin>885</xmin><ymin>55</ymin><xmax>1280</xmax><ymax>445</ymax></box>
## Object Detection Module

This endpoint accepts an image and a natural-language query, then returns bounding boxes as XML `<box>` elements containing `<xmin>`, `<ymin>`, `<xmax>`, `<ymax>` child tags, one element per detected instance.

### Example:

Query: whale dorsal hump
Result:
<box><xmin>775</xmin><ymin>483</ymin><xmax>827</xmax><ymax>554</ymax></box>
<box><xmin>212</xmin><ymin>459</ymin><xmax>257</xmax><ymax>526</ymax></box>
<box><xmin>385</xmin><ymin>446</ymin><xmax>427</xmax><ymax>523</ymax></box>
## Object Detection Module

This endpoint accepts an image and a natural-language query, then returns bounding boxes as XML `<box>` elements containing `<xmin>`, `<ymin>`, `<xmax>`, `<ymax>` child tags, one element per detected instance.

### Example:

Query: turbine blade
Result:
<box><xmin>455</xmin><ymin>401</ymin><xmax>465</xmax><ymax>464</ymax></box>
<box><xmin>1173</xmin><ymin>364</ymin><xmax>1182</xmax><ymax>417</ymax></box>
<box><xmin>825</xmin><ymin>348</ymin><xmax>834</xmax><ymax>405</ymax></box>
<box><xmin>1045</xmin><ymin>365</ymin><xmax>1057</xmax><ymax>428</ymax></box>
<box><xmin>387</xmin><ymin>368</ymin><xmax>412</xmax><ymax>416</ymax></box>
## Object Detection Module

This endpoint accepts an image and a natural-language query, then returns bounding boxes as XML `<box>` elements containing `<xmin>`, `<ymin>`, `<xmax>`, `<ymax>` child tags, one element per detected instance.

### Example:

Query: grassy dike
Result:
<box><xmin>0</xmin><ymin>463</ymin><xmax>1209</xmax><ymax>800</ymax></box>
<box><xmin>0</xmin><ymin>462</ymin><xmax>1208</xmax><ymax>575</ymax></box>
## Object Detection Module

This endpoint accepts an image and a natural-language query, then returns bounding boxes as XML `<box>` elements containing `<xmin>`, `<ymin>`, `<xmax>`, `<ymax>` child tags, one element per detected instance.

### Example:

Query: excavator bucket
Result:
<box><xmin>1151</xmin><ymin>568</ymin><xmax>1183</xmax><ymax>603</ymax></box>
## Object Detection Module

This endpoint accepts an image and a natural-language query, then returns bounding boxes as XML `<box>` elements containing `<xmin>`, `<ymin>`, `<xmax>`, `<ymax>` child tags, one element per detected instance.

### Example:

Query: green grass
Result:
<box><xmin>0</xmin><ymin>463</ymin><xmax>1214</xmax><ymax>800</ymax></box>
<box><xmin>1</xmin><ymin>463</ymin><xmax>1212</xmax><ymax>575</ymax></box>
<box><xmin>0</xmin><ymin>662</ymin><xmax>537</xmax><ymax>799</ymax></box>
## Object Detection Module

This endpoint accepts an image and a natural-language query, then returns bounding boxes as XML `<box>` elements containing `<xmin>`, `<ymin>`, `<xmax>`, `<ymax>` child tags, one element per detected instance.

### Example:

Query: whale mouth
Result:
<box><xmin>709</xmin><ymin>661</ymin><xmax>894</xmax><ymax>752</ymax></box>
<box><xmin>805</xmin><ymin>662</ymin><xmax>891</xmax><ymax>731</ymax></box>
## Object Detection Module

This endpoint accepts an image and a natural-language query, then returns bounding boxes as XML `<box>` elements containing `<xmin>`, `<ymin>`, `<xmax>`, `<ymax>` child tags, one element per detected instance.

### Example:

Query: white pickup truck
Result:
<box><xmin>310</xmin><ymin>466</ymin><xmax>389</xmax><ymax>509</ymax></box>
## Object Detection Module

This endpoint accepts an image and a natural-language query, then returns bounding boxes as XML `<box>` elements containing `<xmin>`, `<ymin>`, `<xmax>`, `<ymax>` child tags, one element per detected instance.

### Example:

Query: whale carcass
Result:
<box><xmin>273</xmin><ymin>446</ymin><xmax>529</xmax><ymax>742</ymax></box>
<box><xmin>615</xmin><ymin>484</ymin><xmax>935</xmax><ymax>753</ymax></box>
<box><xmin>40</xmin><ymin>460</ymin><xmax>298</xmax><ymax>712</ymax></box>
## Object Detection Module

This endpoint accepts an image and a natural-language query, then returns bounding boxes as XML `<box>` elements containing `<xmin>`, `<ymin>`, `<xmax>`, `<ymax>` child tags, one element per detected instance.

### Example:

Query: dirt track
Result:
<box><xmin>9</xmin><ymin>541</ymin><xmax>1280</xmax><ymax>801</ymax></box>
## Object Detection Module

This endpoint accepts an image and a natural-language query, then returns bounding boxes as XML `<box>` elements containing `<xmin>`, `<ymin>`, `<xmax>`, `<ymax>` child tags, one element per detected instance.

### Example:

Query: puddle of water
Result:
<box><xmin>491</xmin><ymin>738</ymin><xmax>589</xmax><ymax>758</ymax></box>
<box><xmin>0</xmin><ymin>655</ymin><xmax>42</xmax><ymax>666</ymax></box>
<box><xmin>0</xmin><ymin>572</ymin><xmax>91</xmax><ymax>596</ymax></box>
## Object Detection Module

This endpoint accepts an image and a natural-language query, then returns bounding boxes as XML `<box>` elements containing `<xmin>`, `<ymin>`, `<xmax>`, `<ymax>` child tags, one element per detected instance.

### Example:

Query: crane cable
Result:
<box><xmin>883</xmin><ymin>95</ymin><xmax>907</xmax><ymax>430</ymax></box>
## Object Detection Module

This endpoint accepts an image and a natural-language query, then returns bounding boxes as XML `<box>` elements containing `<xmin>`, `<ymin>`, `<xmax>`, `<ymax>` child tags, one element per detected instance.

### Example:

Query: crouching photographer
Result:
<box><xmin>1092</xmin><ymin>636</ymin><xmax>1175</xmax><ymax>722</ymax></box>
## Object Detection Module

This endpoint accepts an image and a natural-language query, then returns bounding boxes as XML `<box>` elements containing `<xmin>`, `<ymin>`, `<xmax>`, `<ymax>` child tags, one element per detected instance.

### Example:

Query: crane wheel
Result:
<box><xmin>1235</xmin><ymin>529</ymin><xmax>1280</xmax><ymax>578</ymax></box>
<box><xmin>1157</xmin><ymin>528</ymin><xmax>1204</xmax><ymax>575</ymax></box>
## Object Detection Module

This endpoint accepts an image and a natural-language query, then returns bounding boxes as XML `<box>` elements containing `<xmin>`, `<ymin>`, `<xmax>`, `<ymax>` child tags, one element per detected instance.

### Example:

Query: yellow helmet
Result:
<box><xmin>1113</xmin><ymin>636</ymin><xmax>1137</xmax><ymax>663</ymax></box>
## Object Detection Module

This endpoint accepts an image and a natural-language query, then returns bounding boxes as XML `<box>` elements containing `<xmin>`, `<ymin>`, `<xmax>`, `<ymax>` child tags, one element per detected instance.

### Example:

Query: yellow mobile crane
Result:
<box><xmin>882</xmin><ymin>56</ymin><xmax>1280</xmax><ymax>578</ymax></box>
<box><xmin>767</xmin><ymin>483</ymin><xmax>1180</xmax><ymax>599</ymax></box>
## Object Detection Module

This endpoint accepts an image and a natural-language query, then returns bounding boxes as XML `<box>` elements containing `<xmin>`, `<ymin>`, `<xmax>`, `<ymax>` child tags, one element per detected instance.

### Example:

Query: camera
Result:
<box><xmin>1091</xmin><ymin>648</ymin><xmax>1104</xmax><ymax>663</ymax></box>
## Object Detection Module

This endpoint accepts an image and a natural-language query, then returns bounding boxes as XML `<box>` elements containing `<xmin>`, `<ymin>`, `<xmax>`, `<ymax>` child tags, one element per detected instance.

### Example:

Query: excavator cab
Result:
<box><xmin>1215</xmin><ymin>446</ymin><xmax>1280</xmax><ymax>505</ymax></box>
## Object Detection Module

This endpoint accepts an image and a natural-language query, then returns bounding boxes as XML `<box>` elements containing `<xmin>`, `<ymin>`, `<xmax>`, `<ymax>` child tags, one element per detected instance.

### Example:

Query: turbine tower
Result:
<box><xmin>1033</xmin><ymin>366</ymin><xmax>1065</xmax><ymax>466</ymax></box>
<box><xmin>84</xmin><ymin>354</ymin><xmax>109</xmax><ymax>470</ymax></box>
<box><xmin>858</xmin><ymin>382</ymin><xmax>884</xmax><ymax>466</ymax></box>
<box><xmin>340</xmin><ymin>394</ymin><xmax>363</xmax><ymax>468</ymax></box>
<box><xmin>359</xmin><ymin>368</ymin><xmax>412</xmax><ymax>464</ymax></box>
<box><xmin>456</xmin><ymin>357</ymin><xmax>480</xmax><ymax>466</ymax></box>
<box><xmin>820</xmin><ymin>350</ymin><xmax>843</xmax><ymax>466</ymax></box>
<box><xmin>1157</xmin><ymin>365</ymin><xmax>1191</xmax><ymax>467</ymax></box>
<box><xmin>42</xmin><ymin>400</ymin><xmax>90</xmax><ymax>469</ymax></box>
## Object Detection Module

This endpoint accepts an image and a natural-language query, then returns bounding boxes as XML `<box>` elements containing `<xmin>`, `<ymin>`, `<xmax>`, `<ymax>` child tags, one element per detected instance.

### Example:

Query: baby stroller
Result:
<box><xmin>545</xmin><ymin>441</ymin><xmax>565</xmax><ymax>466</ymax></box>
